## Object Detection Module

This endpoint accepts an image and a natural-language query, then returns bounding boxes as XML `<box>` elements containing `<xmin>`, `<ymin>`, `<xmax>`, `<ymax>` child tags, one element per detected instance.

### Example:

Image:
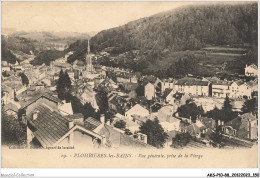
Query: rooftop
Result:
<box><xmin>84</xmin><ymin>117</ymin><xmax>102</xmax><ymax>131</ymax></box>
<box><xmin>3</xmin><ymin>102</ymin><xmax>19</xmax><ymax>112</ymax></box>
<box><xmin>27</xmin><ymin>104</ymin><xmax>71</xmax><ymax>147</ymax></box>
<box><xmin>162</xmin><ymin>88</ymin><xmax>173</xmax><ymax>98</ymax></box>
<box><xmin>66</xmin><ymin>113</ymin><xmax>84</xmax><ymax>120</ymax></box>
<box><xmin>176</xmin><ymin>77</ymin><xmax>209</xmax><ymax>86</ymax></box>
<box><xmin>20</xmin><ymin>92</ymin><xmax>61</xmax><ymax>109</ymax></box>
<box><xmin>246</xmin><ymin>64</ymin><xmax>258</xmax><ymax>70</ymax></box>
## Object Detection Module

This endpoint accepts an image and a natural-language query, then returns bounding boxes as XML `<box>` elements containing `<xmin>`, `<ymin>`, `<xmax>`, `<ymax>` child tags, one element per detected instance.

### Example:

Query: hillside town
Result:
<box><xmin>2</xmin><ymin>39</ymin><xmax>258</xmax><ymax>150</ymax></box>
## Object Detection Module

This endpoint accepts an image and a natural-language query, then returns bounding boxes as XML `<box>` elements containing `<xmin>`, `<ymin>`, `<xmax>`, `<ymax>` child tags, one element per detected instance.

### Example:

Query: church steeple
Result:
<box><xmin>88</xmin><ymin>39</ymin><xmax>90</xmax><ymax>54</ymax></box>
<box><xmin>85</xmin><ymin>39</ymin><xmax>94</xmax><ymax>72</ymax></box>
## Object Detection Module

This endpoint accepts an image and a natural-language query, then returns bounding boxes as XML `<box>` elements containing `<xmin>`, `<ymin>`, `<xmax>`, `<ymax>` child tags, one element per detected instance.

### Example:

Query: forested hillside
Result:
<box><xmin>1</xmin><ymin>36</ymin><xmax>19</xmax><ymax>64</ymax></box>
<box><xmin>91</xmin><ymin>3</ymin><xmax>257</xmax><ymax>53</ymax></box>
<box><xmin>66</xmin><ymin>3</ymin><xmax>257</xmax><ymax>78</ymax></box>
<box><xmin>30</xmin><ymin>50</ymin><xmax>65</xmax><ymax>66</ymax></box>
<box><xmin>1</xmin><ymin>31</ymin><xmax>90</xmax><ymax>65</ymax></box>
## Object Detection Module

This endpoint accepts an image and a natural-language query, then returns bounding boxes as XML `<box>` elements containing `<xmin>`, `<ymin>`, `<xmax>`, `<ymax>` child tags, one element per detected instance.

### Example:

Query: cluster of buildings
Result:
<box><xmin>1</xmin><ymin>40</ymin><xmax>258</xmax><ymax>149</ymax></box>
<box><xmin>144</xmin><ymin>73</ymin><xmax>257</xmax><ymax>103</ymax></box>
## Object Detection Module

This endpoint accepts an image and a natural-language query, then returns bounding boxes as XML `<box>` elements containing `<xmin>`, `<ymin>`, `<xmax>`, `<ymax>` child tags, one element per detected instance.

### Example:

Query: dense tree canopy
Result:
<box><xmin>177</xmin><ymin>99</ymin><xmax>204</xmax><ymax>122</ymax></box>
<box><xmin>241</xmin><ymin>98</ymin><xmax>258</xmax><ymax>116</ymax></box>
<box><xmin>206</xmin><ymin>95</ymin><xmax>238</xmax><ymax>123</ymax></box>
<box><xmin>56</xmin><ymin>70</ymin><xmax>72</xmax><ymax>101</ymax></box>
<box><xmin>1</xmin><ymin>112</ymin><xmax>26</xmax><ymax>145</ymax></box>
<box><xmin>67</xmin><ymin>3</ymin><xmax>257</xmax><ymax>66</ymax></box>
<box><xmin>31</xmin><ymin>50</ymin><xmax>64</xmax><ymax>66</ymax></box>
<box><xmin>19</xmin><ymin>73</ymin><xmax>29</xmax><ymax>86</ymax></box>
<box><xmin>221</xmin><ymin>95</ymin><xmax>237</xmax><ymax>123</ymax></box>
<box><xmin>95</xmin><ymin>86</ymin><xmax>109</xmax><ymax>114</ymax></box>
<box><xmin>114</xmin><ymin>120</ymin><xmax>126</xmax><ymax>130</ymax></box>
<box><xmin>139</xmin><ymin>118</ymin><xmax>168</xmax><ymax>148</ymax></box>
<box><xmin>70</xmin><ymin>96</ymin><xmax>98</xmax><ymax>119</ymax></box>
<box><xmin>171</xmin><ymin>133</ymin><xmax>192</xmax><ymax>148</ymax></box>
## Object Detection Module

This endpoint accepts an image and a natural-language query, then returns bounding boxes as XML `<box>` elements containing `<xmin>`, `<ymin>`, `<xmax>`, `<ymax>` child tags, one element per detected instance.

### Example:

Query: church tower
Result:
<box><xmin>86</xmin><ymin>39</ymin><xmax>94</xmax><ymax>72</ymax></box>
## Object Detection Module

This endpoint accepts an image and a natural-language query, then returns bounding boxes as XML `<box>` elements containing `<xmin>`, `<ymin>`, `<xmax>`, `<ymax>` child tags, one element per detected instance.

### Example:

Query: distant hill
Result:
<box><xmin>66</xmin><ymin>3</ymin><xmax>257</xmax><ymax>78</ymax></box>
<box><xmin>1</xmin><ymin>35</ymin><xmax>19</xmax><ymax>64</ymax></box>
<box><xmin>9</xmin><ymin>31</ymin><xmax>90</xmax><ymax>44</ymax></box>
<box><xmin>1</xmin><ymin>31</ymin><xmax>91</xmax><ymax>65</ymax></box>
<box><xmin>92</xmin><ymin>3</ymin><xmax>257</xmax><ymax>52</ymax></box>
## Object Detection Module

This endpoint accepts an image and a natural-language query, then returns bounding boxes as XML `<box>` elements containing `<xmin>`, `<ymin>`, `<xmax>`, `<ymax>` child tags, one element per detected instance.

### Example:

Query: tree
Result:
<box><xmin>206</xmin><ymin>106</ymin><xmax>222</xmax><ymax>122</ymax></box>
<box><xmin>64</xmin><ymin>71</ymin><xmax>72</xmax><ymax>102</ymax></box>
<box><xmin>1</xmin><ymin>112</ymin><xmax>26</xmax><ymax>145</ymax></box>
<box><xmin>222</xmin><ymin>95</ymin><xmax>232</xmax><ymax>111</ymax></box>
<box><xmin>210</xmin><ymin>125</ymin><xmax>223</xmax><ymax>147</ymax></box>
<box><xmin>19</xmin><ymin>73</ymin><xmax>29</xmax><ymax>86</ymax></box>
<box><xmin>241</xmin><ymin>98</ymin><xmax>258</xmax><ymax>116</ymax></box>
<box><xmin>70</xmin><ymin>95</ymin><xmax>84</xmax><ymax>114</ymax></box>
<box><xmin>221</xmin><ymin>95</ymin><xmax>237</xmax><ymax>123</ymax></box>
<box><xmin>95</xmin><ymin>86</ymin><xmax>108</xmax><ymax>114</ymax></box>
<box><xmin>177</xmin><ymin>100</ymin><xmax>204</xmax><ymax>122</ymax></box>
<box><xmin>171</xmin><ymin>133</ymin><xmax>192</xmax><ymax>148</ymax></box>
<box><xmin>64</xmin><ymin>71</ymin><xmax>72</xmax><ymax>89</ymax></box>
<box><xmin>70</xmin><ymin>96</ymin><xmax>98</xmax><ymax>119</ymax></box>
<box><xmin>56</xmin><ymin>70</ymin><xmax>65</xmax><ymax>100</ymax></box>
<box><xmin>139</xmin><ymin>118</ymin><xmax>168</xmax><ymax>148</ymax></box>
<box><xmin>114</xmin><ymin>120</ymin><xmax>126</xmax><ymax>130</ymax></box>
<box><xmin>82</xmin><ymin>102</ymin><xmax>96</xmax><ymax>119</ymax></box>
<box><xmin>135</xmin><ymin>80</ymin><xmax>145</xmax><ymax>96</ymax></box>
<box><xmin>56</xmin><ymin>70</ymin><xmax>72</xmax><ymax>101</ymax></box>
<box><xmin>30</xmin><ymin>50</ymin><xmax>64</xmax><ymax>66</ymax></box>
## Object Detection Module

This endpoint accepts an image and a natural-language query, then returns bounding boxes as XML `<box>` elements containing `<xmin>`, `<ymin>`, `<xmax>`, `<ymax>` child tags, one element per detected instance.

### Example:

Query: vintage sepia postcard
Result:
<box><xmin>1</xmin><ymin>1</ymin><xmax>259</xmax><ymax>173</ymax></box>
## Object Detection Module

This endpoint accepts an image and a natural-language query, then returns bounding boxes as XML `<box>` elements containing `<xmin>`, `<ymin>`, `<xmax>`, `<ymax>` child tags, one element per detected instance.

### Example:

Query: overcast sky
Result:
<box><xmin>2</xmin><ymin>1</ymin><xmax>247</xmax><ymax>34</ymax></box>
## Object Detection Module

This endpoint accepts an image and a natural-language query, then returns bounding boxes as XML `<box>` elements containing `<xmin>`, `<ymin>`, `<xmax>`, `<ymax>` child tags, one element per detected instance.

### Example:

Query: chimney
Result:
<box><xmin>100</xmin><ymin>114</ymin><xmax>105</xmax><ymax>125</ymax></box>
<box><xmin>106</xmin><ymin>119</ymin><xmax>110</xmax><ymax>126</ymax></box>
<box><xmin>189</xmin><ymin>116</ymin><xmax>192</xmax><ymax>124</ymax></box>
<box><xmin>22</xmin><ymin>114</ymin><xmax>26</xmax><ymax>124</ymax></box>
<box><xmin>142</xmin><ymin>134</ymin><xmax>148</xmax><ymax>144</ymax></box>
<box><xmin>218</xmin><ymin>120</ymin><xmax>221</xmax><ymax>126</ymax></box>
<box><xmin>67</xmin><ymin>121</ymin><xmax>74</xmax><ymax>129</ymax></box>
<box><xmin>33</xmin><ymin>111</ymin><xmax>39</xmax><ymax>120</ymax></box>
<box><xmin>221</xmin><ymin>121</ymin><xmax>224</xmax><ymax>126</ymax></box>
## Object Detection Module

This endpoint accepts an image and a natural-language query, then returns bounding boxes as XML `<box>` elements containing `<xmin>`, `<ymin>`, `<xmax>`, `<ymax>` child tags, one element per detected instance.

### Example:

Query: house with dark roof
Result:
<box><xmin>52</xmin><ymin>61</ymin><xmax>71</xmax><ymax>73</ymax></box>
<box><xmin>230</xmin><ymin>80</ymin><xmax>254</xmax><ymax>99</ymax></box>
<box><xmin>20</xmin><ymin>92</ymin><xmax>62</xmax><ymax>115</ymax></box>
<box><xmin>161</xmin><ymin>88</ymin><xmax>175</xmax><ymax>103</ymax></box>
<box><xmin>222</xmin><ymin>113</ymin><xmax>258</xmax><ymax>140</ymax></box>
<box><xmin>174</xmin><ymin>77</ymin><xmax>212</xmax><ymax>97</ymax></box>
<box><xmin>205</xmin><ymin>77</ymin><xmax>231</xmax><ymax>98</ymax></box>
<box><xmin>199</xmin><ymin>117</ymin><xmax>216</xmax><ymax>131</ymax></box>
<box><xmin>108</xmin><ymin>94</ymin><xmax>128</xmax><ymax>115</ymax></box>
<box><xmin>27</xmin><ymin>104</ymin><xmax>105</xmax><ymax>148</ymax></box>
<box><xmin>161</xmin><ymin>78</ymin><xmax>176</xmax><ymax>93</ymax></box>
<box><xmin>84</xmin><ymin>115</ymin><xmax>152</xmax><ymax>148</ymax></box>
<box><xmin>245</xmin><ymin>64</ymin><xmax>258</xmax><ymax>77</ymax></box>
<box><xmin>117</xmin><ymin>75</ymin><xmax>131</xmax><ymax>84</ymax></box>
